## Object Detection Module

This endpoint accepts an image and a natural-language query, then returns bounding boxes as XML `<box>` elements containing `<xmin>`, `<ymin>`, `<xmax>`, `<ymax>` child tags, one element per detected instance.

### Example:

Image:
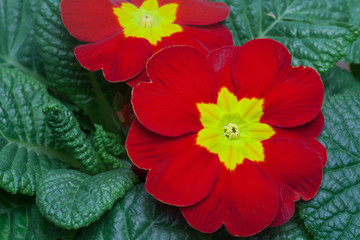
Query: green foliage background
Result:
<box><xmin>0</xmin><ymin>0</ymin><xmax>360</xmax><ymax>239</ymax></box>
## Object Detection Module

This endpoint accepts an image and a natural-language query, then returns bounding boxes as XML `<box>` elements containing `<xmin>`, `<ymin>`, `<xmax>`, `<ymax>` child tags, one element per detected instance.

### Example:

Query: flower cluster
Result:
<box><xmin>61</xmin><ymin>0</ymin><xmax>326</xmax><ymax>237</ymax></box>
<box><xmin>61</xmin><ymin>0</ymin><xmax>233</xmax><ymax>84</ymax></box>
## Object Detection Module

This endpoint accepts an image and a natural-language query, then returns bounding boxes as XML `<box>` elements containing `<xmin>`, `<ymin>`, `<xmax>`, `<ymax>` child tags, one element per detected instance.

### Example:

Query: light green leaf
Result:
<box><xmin>0</xmin><ymin>68</ymin><xmax>71</xmax><ymax>195</ymax></box>
<box><xmin>75</xmin><ymin>184</ymin><xmax>206</xmax><ymax>240</ymax></box>
<box><xmin>219</xmin><ymin>0</ymin><xmax>360</xmax><ymax>74</ymax></box>
<box><xmin>0</xmin><ymin>0</ymin><xmax>45</xmax><ymax>82</ymax></box>
<box><xmin>322</xmin><ymin>66</ymin><xmax>360</xmax><ymax>99</ymax></box>
<box><xmin>34</xmin><ymin>0</ymin><xmax>124</xmax><ymax>133</ymax></box>
<box><xmin>343</xmin><ymin>0</ymin><xmax>360</xmax><ymax>63</ymax></box>
<box><xmin>36</xmin><ymin>168</ymin><xmax>139</xmax><ymax>230</ymax></box>
<box><xmin>299</xmin><ymin>94</ymin><xmax>360</xmax><ymax>239</ymax></box>
<box><xmin>0</xmin><ymin>189</ymin><xmax>73</xmax><ymax>240</ymax></box>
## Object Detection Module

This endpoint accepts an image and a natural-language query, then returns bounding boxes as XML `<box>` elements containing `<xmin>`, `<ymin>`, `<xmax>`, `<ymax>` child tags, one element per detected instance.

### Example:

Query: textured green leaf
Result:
<box><xmin>0</xmin><ymin>68</ymin><xmax>71</xmax><ymax>195</ymax></box>
<box><xmin>76</xmin><ymin>184</ymin><xmax>206</xmax><ymax>240</ymax></box>
<box><xmin>0</xmin><ymin>0</ymin><xmax>45</xmax><ymax>82</ymax></box>
<box><xmin>92</xmin><ymin>124</ymin><xmax>129</xmax><ymax>170</ymax></box>
<box><xmin>299</xmin><ymin>94</ymin><xmax>360</xmax><ymax>239</ymax></box>
<box><xmin>35</xmin><ymin>0</ymin><xmax>123</xmax><ymax>133</ymax></box>
<box><xmin>343</xmin><ymin>0</ymin><xmax>360</xmax><ymax>63</ymax></box>
<box><xmin>322</xmin><ymin>66</ymin><xmax>360</xmax><ymax>99</ymax></box>
<box><xmin>211</xmin><ymin>211</ymin><xmax>312</xmax><ymax>240</ymax></box>
<box><xmin>218</xmin><ymin>0</ymin><xmax>360</xmax><ymax>74</ymax></box>
<box><xmin>36</xmin><ymin>168</ymin><xmax>138</xmax><ymax>230</ymax></box>
<box><xmin>0</xmin><ymin>189</ymin><xmax>73</xmax><ymax>240</ymax></box>
<box><xmin>44</xmin><ymin>104</ymin><xmax>106</xmax><ymax>174</ymax></box>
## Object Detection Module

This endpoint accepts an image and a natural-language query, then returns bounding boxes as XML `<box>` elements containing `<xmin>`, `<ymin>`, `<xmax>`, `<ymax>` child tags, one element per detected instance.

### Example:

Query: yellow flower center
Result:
<box><xmin>113</xmin><ymin>0</ymin><xmax>182</xmax><ymax>45</ymax></box>
<box><xmin>196</xmin><ymin>88</ymin><xmax>275</xmax><ymax>170</ymax></box>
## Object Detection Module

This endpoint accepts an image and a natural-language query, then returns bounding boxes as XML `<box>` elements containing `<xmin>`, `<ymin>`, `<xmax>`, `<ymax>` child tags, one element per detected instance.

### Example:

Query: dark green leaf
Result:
<box><xmin>36</xmin><ymin>168</ymin><xmax>138</xmax><ymax>230</ymax></box>
<box><xmin>219</xmin><ymin>0</ymin><xmax>360</xmax><ymax>74</ymax></box>
<box><xmin>0</xmin><ymin>189</ymin><xmax>73</xmax><ymax>240</ymax></box>
<box><xmin>299</xmin><ymin>94</ymin><xmax>360</xmax><ymax>239</ymax></box>
<box><xmin>343</xmin><ymin>0</ymin><xmax>360</xmax><ymax>63</ymax></box>
<box><xmin>35</xmin><ymin>0</ymin><xmax>123</xmax><ymax>133</ymax></box>
<box><xmin>322</xmin><ymin>66</ymin><xmax>360</xmax><ymax>99</ymax></box>
<box><xmin>0</xmin><ymin>0</ymin><xmax>45</xmax><ymax>82</ymax></box>
<box><xmin>0</xmin><ymin>68</ymin><xmax>70</xmax><ymax>195</ymax></box>
<box><xmin>76</xmin><ymin>184</ymin><xmax>206</xmax><ymax>240</ymax></box>
<box><xmin>44</xmin><ymin>104</ymin><xmax>106</xmax><ymax>174</ymax></box>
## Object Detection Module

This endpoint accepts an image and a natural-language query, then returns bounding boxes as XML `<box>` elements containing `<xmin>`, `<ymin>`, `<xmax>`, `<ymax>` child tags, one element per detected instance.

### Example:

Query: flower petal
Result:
<box><xmin>60</xmin><ymin>0</ymin><xmax>122</xmax><ymax>42</ymax></box>
<box><xmin>232</xmin><ymin>39</ymin><xmax>323</xmax><ymax>127</ymax></box>
<box><xmin>74</xmin><ymin>34</ymin><xmax>153</xmax><ymax>82</ymax></box>
<box><xmin>132</xmin><ymin>46</ymin><xmax>218</xmax><ymax>137</ymax></box>
<box><xmin>161</xmin><ymin>25</ymin><xmax>233</xmax><ymax>54</ymax></box>
<box><xmin>274</xmin><ymin>112</ymin><xmax>324</xmax><ymax>138</ymax></box>
<box><xmin>259</xmin><ymin>134</ymin><xmax>325</xmax><ymax>221</ymax></box>
<box><xmin>168</xmin><ymin>0</ymin><xmax>230</xmax><ymax>25</ymax></box>
<box><xmin>181</xmin><ymin>161</ymin><xmax>279</xmax><ymax>236</ymax></box>
<box><xmin>207</xmin><ymin>46</ymin><xmax>241</xmax><ymax>93</ymax></box>
<box><xmin>126</xmin><ymin>70</ymin><xmax>149</xmax><ymax>87</ymax></box>
<box><xmin>126</xmin><ymin>120</ymin><xmax>219</xmax><ymax>206</ymax></box>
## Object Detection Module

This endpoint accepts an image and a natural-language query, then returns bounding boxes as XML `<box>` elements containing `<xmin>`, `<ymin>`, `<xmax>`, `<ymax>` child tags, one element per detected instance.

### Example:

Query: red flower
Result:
<box><xmin>60</xmin><ymin>0</ymin><xmax>233</xmax><ymax>83</ymax></box>
<box><xmin>126</xmin><ymin>39</ymin><xmax>326</xmax><ymax>236</ymax></box>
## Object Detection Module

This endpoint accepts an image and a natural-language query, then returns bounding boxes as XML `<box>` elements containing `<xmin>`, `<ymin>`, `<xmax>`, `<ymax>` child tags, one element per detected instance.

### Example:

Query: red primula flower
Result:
<box><xmin>126</xmin><ymin>39</ymin><xmax>326</xmax><ymax>236</ymax></box>
<box><xmin>60</xmin><ymin>0</ymin><xmax>233</xmax><ymax>84</ymax></box>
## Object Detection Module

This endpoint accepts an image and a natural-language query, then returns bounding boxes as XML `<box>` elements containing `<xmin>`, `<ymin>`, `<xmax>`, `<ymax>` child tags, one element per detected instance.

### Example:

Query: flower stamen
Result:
<box><xmin>140</xmin><ymin>15</ymin><xmax>154</xmax><ymax>28</ymax></box>
<box><xmin>224</xmin><ymin>123</ymin><xmax>240</xmax><ymax>140</ymax></box>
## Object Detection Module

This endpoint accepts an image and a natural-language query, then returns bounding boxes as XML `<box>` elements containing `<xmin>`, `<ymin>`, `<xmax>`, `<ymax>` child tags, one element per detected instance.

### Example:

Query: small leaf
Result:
<box><xmin>92</xmin><ymin>124</ymin><xmax>129</xmax><ymax>170</ymax></box>
<box><xmin>0</xmin><ymin>189</ymin><xmax>72</xmax><ymax>240</ymax></box>
<box><xmin>34</xmin><ymin>0</ymin><xmax>124</xmax><ymax>133</ymax></box>
<box><xmin>75</xmin><ymin>184</ymin><xmax>206</xmax><ymax>240</ymax></box>
<box><xmin>299</xmin><ymin>94</ymin><xmax>360</xmax><ymax>239</ymax></box>
<box><xmin>322</xmin><ymin>66</ymin><xmax>360</xmax><ymax>99</ymax></box>
<box><xmin>0</xmin><ymin>68</ymin><xmax>70</xmax><ymax>195</ymax></box>
<box><xmin>44</xmin><ymin>104</ymin><xmax>106</xmax><ymax>174</ymax></box>
<box><xmin>36</xmin><ymin>168</ymin><xmax>139</xmax><ymax>230</ymax></box>
<box><xmin>0</xmin><ymin>0</ymin><xmax>45</xmax><ymax>82</ymax></box>
<box><xmin>218</xmin><ymin>0</ymin><xmax>360</xmax><ymax>74</ymax></box>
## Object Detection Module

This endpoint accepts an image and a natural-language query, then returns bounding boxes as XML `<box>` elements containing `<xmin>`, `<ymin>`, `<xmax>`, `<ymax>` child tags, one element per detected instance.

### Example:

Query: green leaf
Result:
<box><xmin>36</xmin><ymin>168</ymin><xmax>139</xmax><ymax>230</ymax></box>
<box><xmin>322</xmin><ymin>66</ymin><xmax>360</xmax><ymax>99</ymax></box>
<box><xmin>299</xmin><ymin>94</ymin><xmax>360</xmax><ymax>239</ymax></box>
<box><xmin>34</xmin><ymin>0</ymin><xmax>123</xmax><ymax>133</ymax></box>
<box><xmin>212</xmin><ymin>211</ymin><xmax>312</xmax><ymax>240</ymax></box>
<box><xmin>342</xmin><ymin>0</ymin><xmax>360</xmax><ymax>63</ymax></box>
<box><xmin>0</xmin><ymin>0</ymin><xmax>45</xmax><ymax>82</ymax></box>
<box><xmin>92</xmin><ymin>124</ymin><xmax>129</xmax><ymax>170</ymax></box>
<box><xmin>0</xmin><ymin>68</ymin><xmax>70</xmax><ymax>195</ymax></box>
<box><xmin>219</xmin><ymin>0</ymin><xmax>360</xmax><ymax>74</ymax></box>
<box><xmin>75</xmin><ymin>184</ymin><xmax>206</xmax><ymax>240</ymax></box>
<box><xmin>44</xmin><ymin>104</ymin><xmax>106</xmax><ymax>174</ymax></box>
<box><xmin>0</xmin><ymin>189</ymin><xmax>73</xmax><ymax>240</ymax></box>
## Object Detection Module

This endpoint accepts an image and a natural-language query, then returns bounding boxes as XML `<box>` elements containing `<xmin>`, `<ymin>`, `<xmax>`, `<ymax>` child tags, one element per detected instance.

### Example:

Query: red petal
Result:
<box><xmin>60</xmin><ymin>0</ymin><xmax>122</xmax><ymax>42</ymax></box>
<box><xmin>207</xmin><ymin>46</ymin><xmax>241</xmax><ymax>93</ymax></box>
<box><xmin>260</xmin><ymin>135</ymin><xmax>325</xmax><ymax>202</ymax></box>
<box><xmin>274</xmin><ymin>112</ymin><xmax>324</xmax><ymax>138</ymax></box>
<box><xmin>126</xmin><ymin>70</ymin><xmax>149</xmax><ymax>87</ymax></box>
<box><xmin>75</xmin><ymin>34</ymin><xmax>153</xmax><ymax>82</ymax></box>
<box><xmin>269</xmin><ymin>185</ymin><xmax>298</xmax><ymax>226</ymax></box>
<box><xmin>161</xmin><ymin>25</ymin><xmax>233</xmax><ymax>55</ymax></box>
<box><xmin>181</xmin><ymin>161</ymin><xmax>279</xmax><ymax>236</ymax></box>
<box><xmin>168</xmin><ymin>0</ymin><xmax>230</xmax><ymax>25</ymax></box>
<box><xmin>126</xmin><ymin>120</ymin><xmax>219</xmax><ymax>206</ymax></box>
<box><xmin>132</xmin><ymin>46</ymin><xmax>218</xmax><ymax>137</ymax></box>
<box><xmin>232</xmin><ymin>39</ymin><xmax>323</xmax><ymax>127</ymax></box>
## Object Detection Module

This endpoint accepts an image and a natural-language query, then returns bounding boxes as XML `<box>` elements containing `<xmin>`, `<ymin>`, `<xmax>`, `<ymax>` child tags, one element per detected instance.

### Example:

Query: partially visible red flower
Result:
<box><xmin>118</xmin><ymin>100</ymin><xmax>136</xmax><ymax>127</ymax></box>
<box><xmin>126</xmin><ymin>39</ymin><xmax>326</xmax><ymax>236</ymax></box>
<box><xmin>60</xmin><ymin>0</ymin><xmax>233</xmax><ymax>83</ymax></box>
